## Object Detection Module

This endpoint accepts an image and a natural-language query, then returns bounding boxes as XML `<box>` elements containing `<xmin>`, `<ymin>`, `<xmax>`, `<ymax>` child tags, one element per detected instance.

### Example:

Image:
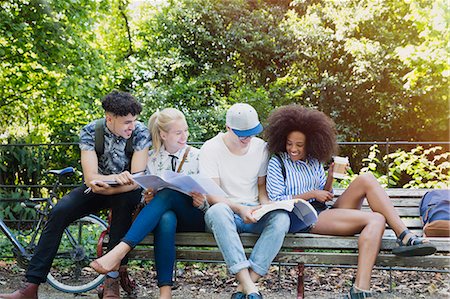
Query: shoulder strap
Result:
<box><xmin>176</xmin><ymin>146</ymin><xmax>191</xmax><ymax>173</ymax></box>
<box><xmin>95</xmin><ymin>118</ymin><xmax>105</xmax><ymax>157</ymax></box>
<box><xmin>273</xmin><ymin>153</ymin><xmax>286</xmax><ymax>181</ymax></box>
<box><xmin>95</xmin><ymin>117</ymin><xmax>134</xmax><ymax>159</ymax></box>
<box><xmin>125</xmin><ymin>132</ymin><xmax>134</xmax><ymax>158</ymax></box>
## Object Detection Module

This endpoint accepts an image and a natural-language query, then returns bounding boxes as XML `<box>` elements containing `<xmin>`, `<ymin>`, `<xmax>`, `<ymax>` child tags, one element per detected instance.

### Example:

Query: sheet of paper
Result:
<box><xmin>132</xmin><ymin>171</ymin><xmax>227</xmax><ymax>197</ymax></box>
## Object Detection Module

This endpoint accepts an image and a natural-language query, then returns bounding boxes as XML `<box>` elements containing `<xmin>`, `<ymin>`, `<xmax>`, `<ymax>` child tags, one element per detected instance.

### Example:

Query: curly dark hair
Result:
<box><xmin>101</xmin><ymin>90</ymin><xmax>142</xmax><ymax>116</ymax></box>
<box><xmin>264</xmin><ymin>104</ymin><xmax>338</xmax><ymax>162</ymax></box>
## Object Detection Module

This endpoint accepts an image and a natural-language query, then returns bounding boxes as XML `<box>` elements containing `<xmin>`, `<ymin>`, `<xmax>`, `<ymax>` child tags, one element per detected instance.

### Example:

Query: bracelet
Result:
<box><xmin>197</xmin><ymin>197</ymin><xmax>210</xmax><ymax>212</ymax></box>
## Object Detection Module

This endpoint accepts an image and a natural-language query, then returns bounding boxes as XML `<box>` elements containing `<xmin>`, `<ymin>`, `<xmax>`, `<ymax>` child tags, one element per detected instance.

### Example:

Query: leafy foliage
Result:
<box><xmin>0</xmin><ymin>0</ymin><xmax>448</xmax><ymax>220</ymax></box>
<box><xmin>1</xmin><ymin>0</ymin><xmax>447</xmax><ymax>142</ymax></box>
<box><xmin>128</xmin><ymin>0</ymin><xmax>449</xmax><ymax>141</ymax></box>
<box><xmin>337</xmin><ymin>145</ymin><xmax>450</xmax><ymax>189</ymax></box>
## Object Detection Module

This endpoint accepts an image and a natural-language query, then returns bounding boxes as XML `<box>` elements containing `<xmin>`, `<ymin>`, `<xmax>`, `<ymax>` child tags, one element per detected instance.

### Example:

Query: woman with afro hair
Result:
<box><xmin>264</xmin><ymin>104</ymin><xmax>436</xmax><ymax>298</ymax></box>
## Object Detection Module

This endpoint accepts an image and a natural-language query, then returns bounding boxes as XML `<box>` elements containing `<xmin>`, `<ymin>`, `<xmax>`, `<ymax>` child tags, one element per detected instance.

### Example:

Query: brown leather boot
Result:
<box><xmin>119</xmin><ymin>266</ymin><xmax>137</xmax><ymax>297</ymax></box>
<box><xmin>102</xmin><ymin>277</ymin><xmax>120</xmax><ymax>299</ymax></box>
<box><xmin>0</xmin><ymin>282</ymin><xmax>39</xmax><ymax>299</ymax></box>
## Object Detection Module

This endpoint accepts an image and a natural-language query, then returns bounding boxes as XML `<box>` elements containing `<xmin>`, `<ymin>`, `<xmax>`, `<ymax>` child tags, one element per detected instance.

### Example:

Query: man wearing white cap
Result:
<box><xmin>200</xmin><ymin>103</ymin><xmax>290</xmax><ymax>299</ymax></box>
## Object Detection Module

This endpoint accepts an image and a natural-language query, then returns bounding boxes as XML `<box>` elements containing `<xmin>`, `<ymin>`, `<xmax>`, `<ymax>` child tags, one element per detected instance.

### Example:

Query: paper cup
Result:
<box><xmin>333</xmin><ymin>156</ymin><xmax>349</xmax><ymax>179</ymax></box>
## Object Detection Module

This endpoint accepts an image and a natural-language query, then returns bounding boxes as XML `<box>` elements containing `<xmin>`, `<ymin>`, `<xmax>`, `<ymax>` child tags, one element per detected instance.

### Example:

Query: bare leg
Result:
<box><xmin>334</xmin><ymin>173</ymin><xmax>412</xmax><ymax>240</ymax></box>
<box><xmin>91</xmin><ymin>242</ymin><xmax>132</xmax><ymax>274</ymax></box>
<box><xmin>311</xmin><ymin>208</ymin><xmax>386</xmax><ymax>290</ymax></box>
<box><xmin>236</xmin><ymin>269</ymin><xmax>259</xmax><ymax>295</ymax></box>
<box><xmin>159</xmin><ymin>285</ymin><xmax>172</xmax><ymax>299</ymax></box>
<box><xmin>333</xmin><ymin>173</ymin><xmax>435</xmax><ymax>257</ymax></box>
<box><xmin>236</xmin><ymin>269</ymin><xmax>261</xmax><ymax>293</ymax></box>
<box><xmin>249</xmin><ymin>269</ymin><xmax>261</xmax><ymax>282</ymax></box>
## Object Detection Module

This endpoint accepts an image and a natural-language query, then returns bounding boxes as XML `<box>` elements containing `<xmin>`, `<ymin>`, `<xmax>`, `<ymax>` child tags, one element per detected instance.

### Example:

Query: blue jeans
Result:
<box><xmin>122</xmin><ymin>189</ymin><xmax>205</xmax><ymax>286</ymax></box>
<box><xmin>204</xmin><ymin>203</ymin><xmax>289</xmax><ymax>276</ymax></box>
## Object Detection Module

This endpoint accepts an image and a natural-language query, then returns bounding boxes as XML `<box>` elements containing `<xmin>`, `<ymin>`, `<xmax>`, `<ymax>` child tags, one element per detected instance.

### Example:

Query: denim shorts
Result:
<box><xmin>288</xmin><ymin>201</ymin><xmax>329</xmax><ymax>233</ymax></box>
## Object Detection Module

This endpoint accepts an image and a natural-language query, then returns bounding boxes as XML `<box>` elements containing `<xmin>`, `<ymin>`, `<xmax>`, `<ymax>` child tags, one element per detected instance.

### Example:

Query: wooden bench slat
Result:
<box><xmin>129</xmin><ymin>249</ymin><xmax>449</xmax><ymax>269</ymax></box>
<box><xmin>362</xmin><ymin>207</ymin><xmax>419</xmax><ymax>217</ymax></box>
<box><xmin>277</xmin><ymin>252</ymin><xmax>449</xmax><ymax>268</ymax></box>
<box><xmin>139</xmin><ymin>232</ymin><xmax>450</xmax><ymax>252</ymax></box>
<box><xmin>361</xmin><ymin>198</ymin><xmax>422</xmax><ymax>207</ymax></box>
<box><xmin>334</xmin><ymin>188</ymin><xmax>429</xmax><ymax>197</ymax></box>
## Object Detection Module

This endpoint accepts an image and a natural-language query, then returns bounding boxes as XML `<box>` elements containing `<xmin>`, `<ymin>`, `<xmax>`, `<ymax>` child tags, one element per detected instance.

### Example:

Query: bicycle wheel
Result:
<box><xmin>47</xmin><ymin>215</ymin><xmax>107</xmax><ymax>293</ymax></box>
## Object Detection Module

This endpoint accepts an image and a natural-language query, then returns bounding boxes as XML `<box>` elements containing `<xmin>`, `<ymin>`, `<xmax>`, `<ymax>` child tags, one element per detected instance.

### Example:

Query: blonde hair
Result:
<box><xmin>148</xmin><ymin>108</ymin><xmax>186</xmax><ymax>156</ymax></box>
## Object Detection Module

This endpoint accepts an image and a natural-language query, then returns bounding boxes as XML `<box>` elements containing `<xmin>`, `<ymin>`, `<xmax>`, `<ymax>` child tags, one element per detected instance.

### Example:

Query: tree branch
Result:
<box><xmin>119</xmin><ymin>0</ymin><xmax>134</xmax><ymax>59</ymax></box>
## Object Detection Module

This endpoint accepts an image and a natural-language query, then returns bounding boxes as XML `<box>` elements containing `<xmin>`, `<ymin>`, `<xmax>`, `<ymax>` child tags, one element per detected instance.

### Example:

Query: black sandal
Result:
<box><xmin>392</xmin><ymin>229</ymin><xmax>437</xmax><ymax>257</ymax></box>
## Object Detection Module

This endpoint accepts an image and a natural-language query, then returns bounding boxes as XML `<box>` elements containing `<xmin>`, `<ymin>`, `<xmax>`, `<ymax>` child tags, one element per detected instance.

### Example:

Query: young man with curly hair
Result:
<box><xmin>0</xmin><ymin>91</ymin><xmax>151</xmax><ymax>299</ymax></box>
<box><xmin>264</xmin><ymin>104</ymin><xmax>436</xmax><ymax>299</ymax></box>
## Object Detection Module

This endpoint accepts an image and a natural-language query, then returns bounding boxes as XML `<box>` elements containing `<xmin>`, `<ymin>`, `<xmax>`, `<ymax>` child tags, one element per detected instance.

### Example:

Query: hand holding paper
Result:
<box><xmin>131</xmin><ymin>171</ymin><xmax>227</xmax><ymax>197</ymax></box>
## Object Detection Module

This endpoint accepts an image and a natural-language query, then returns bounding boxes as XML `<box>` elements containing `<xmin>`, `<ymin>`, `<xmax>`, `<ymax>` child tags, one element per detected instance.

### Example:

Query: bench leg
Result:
<box><xmin>297</xmin><ymin>263</ymin><xmax>305</xmax><ymax>299</ymax></box>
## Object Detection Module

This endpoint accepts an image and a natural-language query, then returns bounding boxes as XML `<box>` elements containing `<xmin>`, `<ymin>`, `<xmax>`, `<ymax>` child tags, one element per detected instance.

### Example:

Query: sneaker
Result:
<box><xmin>230</xmin><ymin>291</ymin><xmax>246</xmax><ymax>299</ymax></box>
<box><xmin>247</xmin><ymin>292</ymin><xmax>263</xmax><ymax>299</ymax></box>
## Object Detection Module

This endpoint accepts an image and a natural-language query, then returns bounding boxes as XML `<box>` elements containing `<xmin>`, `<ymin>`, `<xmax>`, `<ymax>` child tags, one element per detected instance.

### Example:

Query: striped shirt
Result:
<box><xmin>266</xmin><ymin>152</ymin><xmax>328</xmax><ymax>202</ymax></box>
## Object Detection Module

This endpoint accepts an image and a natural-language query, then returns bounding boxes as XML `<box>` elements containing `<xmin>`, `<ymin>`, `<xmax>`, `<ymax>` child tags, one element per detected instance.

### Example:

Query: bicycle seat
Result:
<box><xmin>48</xmin><ymin>167</ymin><xmax>76</xmax><ymax>176</ymax></box>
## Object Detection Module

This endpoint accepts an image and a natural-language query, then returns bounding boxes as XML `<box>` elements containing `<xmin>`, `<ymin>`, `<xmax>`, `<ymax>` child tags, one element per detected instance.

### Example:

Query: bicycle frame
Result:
<box><xmin>0</xmin><ymin>217</ymin><xmax>29</xmax><ymax>259</ymax></box>
<box><xmin>0</xmin><ymin>168</ymin><xmax>73</xmax><ymax>265</ymax></box>
<box><xmin>0</xmin><ymin>167</ymin><xmax>107</xmax><ymax>293</ymax></box>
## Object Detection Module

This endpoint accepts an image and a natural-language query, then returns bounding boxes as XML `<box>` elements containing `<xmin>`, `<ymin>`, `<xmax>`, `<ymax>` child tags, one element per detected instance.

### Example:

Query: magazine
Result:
<box><xmin>252</xmin><ymin>199</ymin><xmax>318</xmax><ymax>227</ymax></box>
<box><xmin>131</xmin><ymin>171</ymin><xmax>227</xmax><ymax>197</ymax></box>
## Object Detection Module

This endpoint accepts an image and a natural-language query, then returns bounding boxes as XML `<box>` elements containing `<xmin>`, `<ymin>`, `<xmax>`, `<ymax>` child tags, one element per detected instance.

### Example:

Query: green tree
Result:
<box><xmin>0</xmin><ymin>0</ymin><xmax>121</xmax><ymax>144</ymax></box>
<box><xmin>125</xmin><ymin>0</ymin><xmax>448</xmax><ymax>141</ymax></box>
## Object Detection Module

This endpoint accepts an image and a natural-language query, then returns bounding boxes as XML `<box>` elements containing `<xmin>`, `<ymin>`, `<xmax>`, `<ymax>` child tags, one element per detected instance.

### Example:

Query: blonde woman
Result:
<box><xmin>91</xmin><ymin>108</ymin><xmax>206</xmax><ymax>299</ymax></box>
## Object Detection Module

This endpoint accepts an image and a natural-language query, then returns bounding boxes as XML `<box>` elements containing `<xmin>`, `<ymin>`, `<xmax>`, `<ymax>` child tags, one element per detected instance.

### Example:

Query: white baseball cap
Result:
<box><xmin>226</xmin><ymin>103</ymin><xmax>263</xmax><ymax>137</ymax></box>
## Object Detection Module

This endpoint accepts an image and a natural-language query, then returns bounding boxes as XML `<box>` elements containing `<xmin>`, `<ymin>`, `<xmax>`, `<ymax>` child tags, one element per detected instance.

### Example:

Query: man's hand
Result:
<box><xmin>142</xmin><ymin>188</ymin><xmax>155</xmax><ymax>204</ymax></box>
<box><xmin>88</xmin><ymin>180</ymin><xmax>112</xmax><ymax>195</ymax></box>
<box><xmin>191</xmin><ymin>191</ymin><xmax>206</xmax><ymax>208</ymax></box>
<box><xmin>237</xmin><ymin>205</ymin><xmax>260</xmax><ymax>224</ymax></box>
<box><xmin>113</xmin><ymin>171</ymin><xmax>135</xmax><ymax>185</ymax></box>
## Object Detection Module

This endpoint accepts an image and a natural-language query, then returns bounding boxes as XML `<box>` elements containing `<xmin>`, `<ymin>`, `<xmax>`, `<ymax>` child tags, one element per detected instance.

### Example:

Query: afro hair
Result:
<box><xmin>264</xmin><ymin>105</ymin><xmax>338</xmax><ymax>162</ymax></box>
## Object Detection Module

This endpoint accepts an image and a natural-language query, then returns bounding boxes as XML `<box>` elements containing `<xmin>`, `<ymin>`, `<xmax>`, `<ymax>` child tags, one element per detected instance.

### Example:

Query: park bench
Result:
<box><xmin>128</xmin><ymin>188</ymin><xmax>450</xmax><ymax>299</ymax></box>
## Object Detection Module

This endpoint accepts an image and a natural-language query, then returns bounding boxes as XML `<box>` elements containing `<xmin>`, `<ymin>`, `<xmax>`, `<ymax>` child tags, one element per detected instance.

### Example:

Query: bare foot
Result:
<box><xmin>90</xmin><ymin>242</ymin><xmax>131</xmax><ymax>274</ymax></box>
<box><xmin>90</xmin><ymin>256</ymin><xmax>119</xmax><ymax>274</ymax></box>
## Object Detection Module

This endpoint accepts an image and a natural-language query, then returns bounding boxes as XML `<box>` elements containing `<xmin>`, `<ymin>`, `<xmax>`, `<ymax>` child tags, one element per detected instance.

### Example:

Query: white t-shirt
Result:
<box><xmin>147</xmin><ymin>145</ymin><xmax>200</xmax><ymax>176</ymax></box>
<box><xmin>199</xmin><ymin>133</ymin><xmax>269</xmax><ymax>205</ymax></box>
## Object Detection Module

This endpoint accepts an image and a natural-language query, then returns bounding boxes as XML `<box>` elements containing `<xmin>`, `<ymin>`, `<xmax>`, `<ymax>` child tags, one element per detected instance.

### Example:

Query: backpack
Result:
<box><xmin>272</xmin><ymin>153</ymin><xmax>286</xmax><ymax>181</ymax></box>
<box><xmin>419</xmin><ymin>189</ymin><xmax>450</xmax><ymax>237</ymax></box>
<box><xmin>95</xmin><ymin>118</ymin><xmax>134</xmax><ymax>170</ymax></box>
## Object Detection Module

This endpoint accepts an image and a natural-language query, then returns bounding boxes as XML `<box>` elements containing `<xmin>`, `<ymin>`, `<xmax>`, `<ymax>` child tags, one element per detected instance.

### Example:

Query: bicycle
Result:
<box><xmin>0</xmin><ymin>167</ymin><xmax>108</xmax><ymax>293</ymax></box>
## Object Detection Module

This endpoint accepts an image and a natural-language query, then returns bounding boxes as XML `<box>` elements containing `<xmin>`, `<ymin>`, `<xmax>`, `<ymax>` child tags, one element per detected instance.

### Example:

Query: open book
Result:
<box><xmin>252</xmin><ymin>199</ymin><xmax>318</xmax><ymax>227</ymax></box>
<box><xmin>132</xmin><ymin>171</ymin><xmax>227</xmax><ymax>197</ymax></box>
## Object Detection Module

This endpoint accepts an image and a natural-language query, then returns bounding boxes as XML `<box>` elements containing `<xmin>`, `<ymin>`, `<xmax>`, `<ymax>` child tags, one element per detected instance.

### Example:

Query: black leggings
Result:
<box><xmin>26</xmin><ymin>186</ymin><xmax>141</xmax><ymax>284</ymax></box>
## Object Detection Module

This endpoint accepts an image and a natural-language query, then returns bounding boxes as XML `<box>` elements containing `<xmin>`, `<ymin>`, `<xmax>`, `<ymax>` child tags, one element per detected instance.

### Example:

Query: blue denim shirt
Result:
<box><xmin>79</xmin><ymin>119</ymin><xmax>151</xmax><ymax>175</ymax></box>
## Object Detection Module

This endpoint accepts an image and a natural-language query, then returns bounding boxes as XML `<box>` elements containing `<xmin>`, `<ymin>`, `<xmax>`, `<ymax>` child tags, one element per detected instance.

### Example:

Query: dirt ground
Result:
<box><xmin>0</xmin><ymin>260</ymin><xmax>449</xmax><ymax>298</ymax></box>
